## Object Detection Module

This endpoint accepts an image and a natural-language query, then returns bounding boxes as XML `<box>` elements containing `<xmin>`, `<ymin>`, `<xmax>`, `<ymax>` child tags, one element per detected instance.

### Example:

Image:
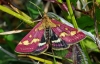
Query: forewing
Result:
<box><xmin>15</xmin><ymin>21</ymin><xmax>46</xmax><ymax>54</ymax></box>
<box><xmin>51</xmin><ymin>19</ymin><xmax>86</xmax><ymax>44</ymax></box>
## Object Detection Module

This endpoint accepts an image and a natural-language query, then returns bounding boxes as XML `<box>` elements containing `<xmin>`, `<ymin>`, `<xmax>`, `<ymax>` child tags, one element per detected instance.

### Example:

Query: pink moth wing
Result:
<box><xmin>15</xmin><ymin>21</ymin><xmax>48</xmax><ymax>53</ymax></box>
<box><xmin>15</xmin><ymin>13</ymin><xmax>86</xmax><ymax>54</ymax></box>
<box><xmin>51</xmin><ymin>19</ymin><xmax>85</xmax><ymax>44</ymax></box>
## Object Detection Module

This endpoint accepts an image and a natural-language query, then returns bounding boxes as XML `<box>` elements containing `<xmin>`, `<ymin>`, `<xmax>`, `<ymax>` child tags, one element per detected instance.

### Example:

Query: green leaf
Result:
<box><xmin>0</xmin><ymin>60</ymin><xmax>2</xmax><ymax>64</ymax></box>
<box><xmin>0</xmin><ymin>5</ymin><xmax>34</xmax><ymax>26</ymax></box>
<box><xmin>54</xmin><ymin>50</ymin><xmax>68</xmax><ymax>57</ymax></box>
<box><xmin>95</xmin><ymin>7</ymin><xmax>100</xmax><ymax>22</ymax></box>
<box><xmin>57</xmin><ymin>0</ymin><xmax>63</xmax><ymax>3</ymax></box>
<box><xmin>26</xmin><ymin>0</ymin><xmax>44</xmax><ymax>19</ymax></box>
<box><xmin>96</xmin><ymin>0</ymin><xmax>100</xmax><ymax>4</ymax></box>
<box><xmin>4</xmin><ymin>35</ymin><xmax>15</xmax><ymax>51</ymax></box>
<box><xmin>84</xmin><ymin>37</ymin><xmax>99</xmax><ymax>53</ymax></box>
<box><xmin>70</xmin><ymin>0</ymin><xmax>77</xmax><ymax>6</ymax></box>
<box><xmin>76</xmin><ymin>16</ymin><xmax>94</xmax><ymax>30</ymax></box>
<box><xmin>0</xmin><ymin>29</ymin><xmax>4</xmax><ymax>32</ymax></box>
<box><xmin>6</xmin><ymin>35</ymin><xmax>14</xmax><ymax>41</ymax></box>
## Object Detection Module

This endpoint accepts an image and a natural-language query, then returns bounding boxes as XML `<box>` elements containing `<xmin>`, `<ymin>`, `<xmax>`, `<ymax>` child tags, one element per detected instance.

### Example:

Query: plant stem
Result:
<box><xmin>66</xmin><ymin>0</ymin><xmax>78</xmax><ymax>28</ymax></box>
<box><xmin>0</xmin><ymin>5</ymin><xmax>34</xmax><ymax>27</ymax></box>
<box><xmin>0</xmin><ymin>46</ymin><xmax>16</xmax><ymax>58</ymax></box>
<box><xmin>66</xmin><ymin>0</ymin><xmax>92</xmax><ymax>64</ymax></box>
<box><xmin>93</xmin><ymin>0</ymin><xmax>100</xmax><ymax>49</ymax></box>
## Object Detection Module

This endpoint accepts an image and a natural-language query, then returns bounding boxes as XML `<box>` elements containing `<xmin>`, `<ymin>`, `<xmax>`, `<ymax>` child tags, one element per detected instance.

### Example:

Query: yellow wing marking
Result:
<box><xmin>29</xmin><ymin>35</ymin><xmax>32</xmax><ymax>38</ymax></box>
<box><xmin>19</xmin><ymin>42</ymin><xmax>22</xmax><ymax>44</ymax></box>
<box><xmin>70</xmin><ymin>31</ymin><xmax>76</xmax><ymax>36</ymax></box>
<box><xmin>31</xmin><ymin>38</ymin><xmax>40</xmax><ymax>44</ymax></box>
<box><xmin>22</xmin><ymin>38</ymin><xmax>40</xmax><ymax>45</ymax></box>
<box><xmin>65</xmin><ymin>28</ymin><xmax>68</xmax><ymax>30</ymax></box>
<box><xmin>59</xmin><ymin>32</ymin><xmax>68</xmax><ymax>37</ymax></box>
<box><xmin>23</xmin><ymin>40</ymin><xmax>30</xmax><ymax>45</ymax></box>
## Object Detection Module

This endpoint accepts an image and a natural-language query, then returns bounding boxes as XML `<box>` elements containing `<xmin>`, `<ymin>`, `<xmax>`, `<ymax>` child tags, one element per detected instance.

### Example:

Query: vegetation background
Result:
<box><xmin>0</xmin><ymin>0</ymin><xmax>100</xmax><ymax>64</ymax></box>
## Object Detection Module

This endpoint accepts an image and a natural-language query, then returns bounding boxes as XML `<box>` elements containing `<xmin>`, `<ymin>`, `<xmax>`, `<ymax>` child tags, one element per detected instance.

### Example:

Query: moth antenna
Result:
<box><xmin>29</xmin><ymin>1</ymin><xmax>43</xmax><ymax>17</ymax></box>
<box><xmin>44</xmin><ymin>2</ymin><xmax>50</xmax><ymax>13</ymax></box>
<box><xmin>14</xmin><ymin>22</ymin><xmax>24</xmax><ymax>30</ymax></box>
<box><xmin>51</xmin><ymin>3</ymin><xmax>57</xmax><ymax>14</ymax></box>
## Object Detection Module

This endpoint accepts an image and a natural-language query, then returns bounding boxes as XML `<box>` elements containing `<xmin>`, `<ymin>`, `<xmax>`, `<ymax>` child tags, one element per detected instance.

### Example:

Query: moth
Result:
<box><xmin>15</xmin><ymin>13</ymin><xmax>86</xmax><ymax>55</ymax></box>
